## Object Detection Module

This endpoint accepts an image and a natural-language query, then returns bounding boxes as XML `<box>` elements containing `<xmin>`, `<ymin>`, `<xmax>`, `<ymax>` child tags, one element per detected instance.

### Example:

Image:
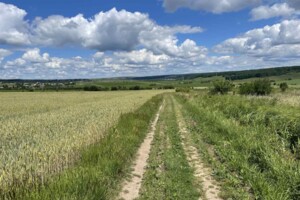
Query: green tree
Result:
<box><xmin>279</xmin><ymin>82</ymin><xmax>288</xmax><ymax>92</ymax></box>
<box><xmin>239</xmin><ymin>79</ymin><xmax>272</xmax><ymax>96</ymax></box>
<box><xmin>239</xmin><ymin>82</ymin><xmax>255</xmax><ymax>95</ymax></box>
<box><xmin>253</xmin><ymin>79</ymin><xmax>272</xmax><ymax>95</ymax></box>
<box><xmin>210</xmin><ymin>80</ymin><xmax>234</xmax><ymax>95</ymax></box>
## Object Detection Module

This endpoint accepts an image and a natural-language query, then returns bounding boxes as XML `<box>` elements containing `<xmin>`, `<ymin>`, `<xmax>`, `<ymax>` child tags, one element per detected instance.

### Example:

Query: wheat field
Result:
<box><xmin>0</xmin><ymin>91</ymin><xmax>164</xmax><ymax>195</ymax></box>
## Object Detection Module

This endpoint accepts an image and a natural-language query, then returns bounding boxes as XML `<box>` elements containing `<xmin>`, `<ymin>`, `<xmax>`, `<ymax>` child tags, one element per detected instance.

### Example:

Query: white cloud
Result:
<box><xmin>0</xmin><ymin>3</ymin><xmax>204</xmax><ymax>56</ymax></box>
<box><xmin>32</xmin><ymin>14</ymin><xmax>88</xmax><ymax>48</ymax></box>
<box><xmin>146</xmin><ymin>25</ymin><xmax>204</xmax><ymax>57</ymax></box>
<box><xmin>3</xmin><ymin>49</ymin><xmax>100</xmax><ymax>78</ymax></box>
<box><xmin>178</xmin><ymin>39</ymin><xmax>207</xmax><ymax>58</ymax></box>
<box><xmin>32</xmin><ymin>9</ymin><xmax>147</xmax><ymax>51</ymax></box>
<box><xmin>206</xmin><ymin>55</ymin><xmax>233</xmax><ymax>65</ymax></box>
<box><xmin>0</xmin><ymin>2</ymin><xmax>29</xmax><ymax>45</ymax></box>
<box><xmin>0</xmin><ymin>3</ymin><xmax>209</xmax><ymax>77</ymax></box>
<box><xmin>4</xmin><ymin>58</ymin><xmax>27</xmax><ymax>69</ymax></box>
<box><xmin>214</xmin><ymin>19</ymin><xmax>300</xmax><ymax>59</ymax></box>
<box><xmin>163</xmin><ymin>0</ymin><xmax>260</xmax><ymax>13</ymax></box>
<box><xmin>1</xmin><ymin>47</ymin><xmax>207</xmax><ymax>78</ymax></box>
<box><xmin>31</xmin><ymin>8</ymin><xmax>203</xmax><ymax>55</ymax></box>
<box><xmin>113</xmin><ymin>49</ymin><xmax>170</xmax><ymax>65</ymax></box>
<box><xmin>0</xmin><ymin>49</ymin><xmax>12</xmax><ymax>64</ymax></box>
<box><xmin>93</xmin><ymin>52</ymin><xmax>104</xmax><ymax>59</ymax></box>
<box><xmin>22</xmin><ymin>48</ymin><xmax>50</xmax><ymax>63</ymax></box>
<box><xmin>3</xmin><ymin>45</ymin><xmax>300</xmax><ymax>79</ymax></box>
<box><xmin>250</xmin><ymin>3</ymin><xmax>296</xmax><ymax>21</ymax></box>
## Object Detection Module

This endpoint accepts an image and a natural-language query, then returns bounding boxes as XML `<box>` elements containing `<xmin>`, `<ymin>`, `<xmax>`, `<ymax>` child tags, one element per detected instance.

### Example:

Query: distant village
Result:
<box><xmin>0</xmin><ymin>81</ymin><xmax>77</xmax><ymax>91</ymax></box>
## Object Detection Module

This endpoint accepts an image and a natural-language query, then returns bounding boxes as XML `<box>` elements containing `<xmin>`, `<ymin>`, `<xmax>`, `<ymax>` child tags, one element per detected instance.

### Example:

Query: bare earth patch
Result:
<box><xmin>118</xmin><ymin>103</ymin><xmax>163</xmax><ymax>200</ymax></box>
<box><xmin>174</xmin><ymin>98</ymin><xmax>222</xmax><ymax>200</ymax></box>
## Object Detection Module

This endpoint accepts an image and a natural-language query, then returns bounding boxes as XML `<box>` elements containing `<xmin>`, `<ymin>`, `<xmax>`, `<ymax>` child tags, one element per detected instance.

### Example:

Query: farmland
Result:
<box><xmin>0</xmin><ymin>91</ymin><xmax>165</xmax><ymax>199</ymax></box>
<box><xmin>2</xmin><ymin>0</ymin><xmax>300</xmax><ymax>198</ymax></box>
<box><xmin>1</xmin><ymin>82</ymin><xmax>300</xmax><ymax>199</ymax></box>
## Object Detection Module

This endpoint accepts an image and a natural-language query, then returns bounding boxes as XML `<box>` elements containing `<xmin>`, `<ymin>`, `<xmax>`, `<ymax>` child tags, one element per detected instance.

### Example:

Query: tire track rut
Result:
<box><xmin>173</xmin><ymin>97</ymin><xmax>222</xmax><ymax>200</ymax></box>
<box><xmin>118</xmin><ymin>102</ymin><xmax>164</xmax><ymax>200</ymax></box>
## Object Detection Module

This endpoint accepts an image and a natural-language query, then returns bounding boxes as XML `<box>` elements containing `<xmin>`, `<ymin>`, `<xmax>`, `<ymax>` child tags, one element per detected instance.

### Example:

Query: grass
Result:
<box><xmin>195</xmin><ymin>94</ymin><xmax>300</xmax><ymax>156</ymax></box>
<box><xmin>175</xmin><ymin>92</ymin><xmax>300</xmax><ymax>199</ymax></box>
<box><xmin>234</xmin><ymin>72</ymin><xmax>300</xmax><ymax>88</ymax></box>
<box><xmin>139</xmin><ymin>94</ymin><xmax>199</xmax><ymax>200</ymax></box>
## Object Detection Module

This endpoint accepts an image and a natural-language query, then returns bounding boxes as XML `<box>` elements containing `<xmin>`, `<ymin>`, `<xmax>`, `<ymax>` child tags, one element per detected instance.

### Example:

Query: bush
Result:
<box><xmin>83</xmin><ymin>85</ymin><xmax>99</xmax><ymax>91</ymax></box>
<box><xmin>129</xmin><ymin>85</ymin><xmax>141</xmax><ymax>90</ymax></box>
<box><xmin>210</xmin><ymin>80</ymin><xmax>234</xmax><ymax>95</ymax></box>
<box><xmin>175</xmin><ymin>87</ymin><xmax>190</xmax><ymax>93</ymax></box>
<box><xmin>83</xmin><ymin>85</ymin><xmax>109</xmax><ymax>91</ymax></box>
<box><xmin>279</xmin><ymin>82</ymin><xmax>288</xmax><ymax>92</ymax></box>
<box><xmin>111</xmin><ymin>86</ymin><xmax>118</xmax><ymax>91</ymax></box>
<box><xmin>239</xmin><ymin>79</ymin><xmax>272</xmax><ymax>96</ymax></box>
<box><xmin>254</xmin><ymin>79</ymin><xmax>272</xmax><ymax>95</ymax></box>
<box><xmin>239</xmin><ymin>82</ymin><xmax>255</xmax><ymax>95</ymax></box>
<box><xmin>162</xmin><ymin>85</ymin><xmax>175</xmax><ymax>89</ymax></box>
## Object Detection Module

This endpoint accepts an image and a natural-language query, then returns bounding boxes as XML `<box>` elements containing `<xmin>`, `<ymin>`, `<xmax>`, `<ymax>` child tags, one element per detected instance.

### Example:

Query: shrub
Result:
<box><xmin>279</xmin><ymin>82</ymin><xmax>288</xmax><ymax>92</ymax></box>
<box><xmin>129</xmin><ymin>85</ymin><xmax>141</xmax><ymax>90</ymax></box>
<box><xmin>83</xmin><ymin>85</ymin><xmax>99</xmax><ymax>91</ymax></box>
<box><xmin>239</xmin><ymin>82</ymin><xmax>255</xmax><ymax>95</ymax></box>
<box><xmin>118</xmin><ymin>86</ymin><xmax>127</xmax><ymax>90</ymax></box>
<box><xmin>83</xmin><ymin>86</ymin><xmax>109</xmax><ymax>91</ymax></box>
<box><xmin>175</xmin><ymin>87</ymin><xmax>190</xmax><ymax>93</ymax></box>
<box><xmin>210</xmin><ymin>80</ymin><xmax>234</xmax><ymax>95</ymax></box>
<box><xmin>162</xmin><ymin>85</ymin><xmax>175</xmax><ymax>89</ymax></box>
<box><xmin>239</xmin><ymin>79</ymin><xmax>272</xmax><ymax>96</ymax></box>
<box><xmin>254</xmin><ymin>79</ymin><xmax>272</xmax><ymax>95</ymax></box>
<box><xmin>111</xmin><ymin>86</ymin><xmax>118</xmax><ymax>91</ymax></box>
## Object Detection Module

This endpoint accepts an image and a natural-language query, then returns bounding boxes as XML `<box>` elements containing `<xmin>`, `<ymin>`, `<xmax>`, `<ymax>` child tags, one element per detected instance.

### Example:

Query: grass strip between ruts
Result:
<box><xmin>139</xmin><ymin>95</ymin><xmax>199</xmax><ymax>200</ymax></box>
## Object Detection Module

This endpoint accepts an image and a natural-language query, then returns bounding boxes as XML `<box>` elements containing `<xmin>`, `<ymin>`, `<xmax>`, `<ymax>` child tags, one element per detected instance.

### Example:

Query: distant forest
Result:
<box><xmin>221</xmin><ymin>66</ymin><xmax>300</xmax><ymax>80</ymax></box>
<box><xmin>133</xmin><ymin>66</ymin><xmax>300</xmax><ymax>81</ymax></box>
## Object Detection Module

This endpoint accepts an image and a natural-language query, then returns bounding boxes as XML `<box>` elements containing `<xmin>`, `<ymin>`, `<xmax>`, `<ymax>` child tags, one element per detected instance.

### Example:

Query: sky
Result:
<box><xmin>0</xmin><ymin>0</ymin><xmax>300</xmax><ymax>79</ymax></box>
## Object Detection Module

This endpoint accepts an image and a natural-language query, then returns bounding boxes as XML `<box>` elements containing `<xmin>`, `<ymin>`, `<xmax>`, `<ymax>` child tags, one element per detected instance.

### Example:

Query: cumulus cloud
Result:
<box><xmin>0</xmin><ymin>2</ymin><xmax>29</xmax><ymax>45</ymax></box>
<box><xmin>22</xmin><ymin>48</ymin><xmax>50</xmax><ymax>63</ymax></box>
<box><xmin>3</xmin><ymin>49</ymin><xmax>100</xmax><ymax>78</ymax></box>
<box><xmin>3</xmin><ymin>48</ymin><xmax>168</xmax><ymax>78</ymax></box>
<box><xmin>0</xmin><ymin>2</ymin><xmax>208</xmax><ymax>79</ymax></box>
<box><xmin>163</xmin><ymin>0</ymin><xmax>260</xmax><ymax>13</ymax></box>
<box><xmin>0</xmin><ymin>49</ymin><xmax>12</xmax><ymax>63</ymax></box>
<box><xmin>0</xmin><ymin>4</ymin><xmax>203</xmax><ymax>58</ymax></box>
<box><xmin>214</xmin><ymin>19</ymin><xmax>300</xmax><ymax>59</ymax></box>
<box><xmin>1</xmin><ymin>47</ymin><xmax>227</xmax><ymax>78</ymax></box>
<box><xmin>32</xmin><ymin>9</ymin><xmax>148</xmax><ymax>51</ymax></box>
<box><xmin>112</xmin><ymin>49</ymin><xmax>169</xmax><ymax>65</ymax></box>
<box><xmin>31</xmin><ymin>8</ymin><xmax>203</xmax><ymax>55</ymax></box>
<box><xmin>3</xmin><ymin>45</ymin><xmax>300</xmax><ymax>79</ymax></box>
<box><xmin>250</xmin><ymin>3</ymin><xmax>296</xmax><ymax>21</ymax></box>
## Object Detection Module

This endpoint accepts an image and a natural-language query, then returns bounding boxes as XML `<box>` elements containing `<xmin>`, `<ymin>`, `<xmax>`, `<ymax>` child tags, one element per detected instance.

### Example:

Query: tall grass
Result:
<box><xmin>194</xmin><ymin>94</ymin><xmax>300</xmax><ymax>156</ymax></box>
<box><xmin>176</xmin><ymin>93</ymin><xmax>300</xmax><ymax>199</ymax></box>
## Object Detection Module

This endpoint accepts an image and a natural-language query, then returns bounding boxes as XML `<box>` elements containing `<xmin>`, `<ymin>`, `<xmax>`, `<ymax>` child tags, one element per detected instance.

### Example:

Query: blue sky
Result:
<box><xmin>0</xmin><ymin>0</ymin><xmax>300</xmax><ymax>79</ymax></box>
